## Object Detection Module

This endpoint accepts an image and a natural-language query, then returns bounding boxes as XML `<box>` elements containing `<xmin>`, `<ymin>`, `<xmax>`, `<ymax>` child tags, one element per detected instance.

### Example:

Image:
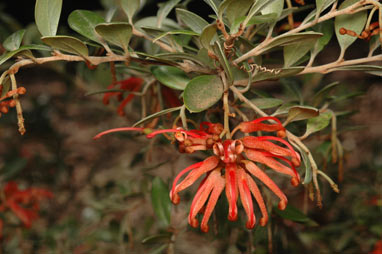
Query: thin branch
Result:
<box><xmin>234</xmin><ymin>0</ymin><xmax>371</xmax><ymax>64</ymax></box>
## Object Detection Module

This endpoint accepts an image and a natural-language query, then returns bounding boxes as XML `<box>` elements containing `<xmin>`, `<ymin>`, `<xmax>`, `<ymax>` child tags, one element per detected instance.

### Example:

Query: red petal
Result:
<box><xmin>242</xmin><ymin>160</ymin><xmax>288</xmax><ymax>212</ymax></box>
<box><xmin>173</xmin><ymin>156</ymin><xmax>219</xmax><ymax>198</ymax></box>
<box><xmin>237</xmin><ymin>167</ymin><xmax>256</xmax><ymax>229</ymax></box>
<box><xmin>245</xmin><ymin>149</ymin><xmax>297</xmax><ymax>179</ymax></box>
<box><xmin>93</xmin><ymin>127</ymin><xmax>144</xmax><ymax>140</ymax></box>
<box><xmin>170</xmin><ymin>161</ymin><xmax>203</xmax><ymax>204</ymax></box>
<box><xmin>225</xmin><ymin>163</ymin><xmax>238</xmax><ymax>221</ymax></box>
<box><xmin>200</xmin><ymin>172</ymin><xmax>225</xmax><ymax>232</ymax></box>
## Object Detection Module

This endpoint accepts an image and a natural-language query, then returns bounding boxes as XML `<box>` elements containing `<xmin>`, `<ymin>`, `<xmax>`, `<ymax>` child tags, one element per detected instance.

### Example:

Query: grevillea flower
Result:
<box><xmin>94</xmin><ymin>117</ymin><xmax>301</xmax><ymax>232</ymax></box>
<box><xmin>103</xmin><ymin>77</ymin><xmax>143</xmax><ymax>116</ymax></box>
<box><xmin>0</xmin><ymin>182</ymin><xmax>53</xmax><ymax>237</ymax></box>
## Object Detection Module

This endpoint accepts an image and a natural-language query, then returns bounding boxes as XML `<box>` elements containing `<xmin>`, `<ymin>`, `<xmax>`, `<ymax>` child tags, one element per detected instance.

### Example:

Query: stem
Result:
<box><xmin>230</xmin><ymin>86</ymin><xmax>267</xmax><ymax>117</ymax></box>
<box><xmin>221</xmin><ymin>72</ymin><xmax>231</xmax><ymax>139</ymax></box>
<box><xmin>317</xmin><ymin>170</ymin><xmax>340</xmax><ymax>193</ymax></box>
<box><xmin>180</xmin><ymin>105</ymin><xmax>188</xmax><ymax>130</ymax></box>
<box><xmin>9</xmin><ymin>73</ymin><xmax>25</xmax><ymax>135</ymax></box>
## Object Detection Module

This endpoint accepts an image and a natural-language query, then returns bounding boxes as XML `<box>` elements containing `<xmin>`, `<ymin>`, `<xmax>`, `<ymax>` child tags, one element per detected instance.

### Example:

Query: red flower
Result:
<box><xmin>0</xmin><ymin>182</ymin><xmax>53</xmax><ymax>237</ymax></box>
<box><xmin>103</xmin><ymin>77</ymin><xmax>143</xmax><ymax>116</ymax></box>
<box><xmin>94</xmin><ymin>117</ymin><xmax>301</xmax><ymax>232</ymax></box>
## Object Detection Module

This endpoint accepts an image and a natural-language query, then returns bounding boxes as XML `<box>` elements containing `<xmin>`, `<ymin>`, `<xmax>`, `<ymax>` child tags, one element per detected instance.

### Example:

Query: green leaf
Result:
<box><xmin>0</xmin><ymin>45</ymin><xmax>51</xmax><ymax>66</ymax></box>
<box><xmin>176</xmin><ymin>8</ymin><xmax>209</xmax><ymax>34</ymax></box>
<box><xmin>286</xmin><ymin>105</ymin><xmax>319</xmax><ymax>123</ymax></box>
<box><xmin>200</xmin><ymin>24</ymin><xmax>218</xmax><ymax>51</ymax></box>
<box><xmin>153</xmin><ymin>30</ymin><xmax>199</xmax><ymax>43</ymax></box>
<box><xmin>151</xmin><ymin>66</ymin><xmax>190</xmax><ymax>90</ymax></box>
<box><xmin>1</xmin><ymin>159</ymin><xmax>27</xmax><ymax>181</ymax></box>
<box><xmin>157</xmin><ymin>0</ymin><xmax>181</xmax><ymax>28</ymax></box>
<box><xmin>249</xmin><ymin>98</ymin><xmax>283</xmax><ymax>109</ymax></box>
<box><xmin>330</xmin><ymin>65</ymin><xmax>382</xmax><ymax>76</ymax></box>
<box><xmin>133</xmin><ymin>106</ymin><xmax>182</xmax><ymax>127</ymax></box>
<box><xmin>252</xmin><ymin>67</ymin><xmax>304</xmax><ymax>82</ymax></box>
<box><xmin>284</xmin><ymin>38</ymin><xmax>317</xmax><ymax>67</ymax></box>
<box><xmin>151</xmin><ymin>177</ymin><xmax>171</xmax><ymax>227</ymax></box>
<box><xmin>311</xmin><ymin>20</ymin><xmax>334</xmax><ymax>56</ymax></box>
<box><xmin>261</xmin><ymin>0</ymin><xmax>283</xmax><ymax>18</ymax></box>
<box><xmin>135</xmin><ymin>16</ymin><xmax>180</xmax><ymax>31</ymax></box>
<box><xmin>244</xmin><ymin>0</ymin><xmax>277</xmax><ymax>25</ymax></box>
<box><xmin>154</xmin><ymin>52</ymin><xmax>205</xmax><ymax>66</ymax></box>
<box><xmin>184</xmin><ymin>75</ymin><xmax>223</xmax><ymax>113</ymax></box>
<box><xmin>35</xmin><ymin>0</ymin><xmax>62</xmax><ymax>36</ymax></box>
<box><xmin>335</xmin><ymin>0</ymin><xmax>367</xmax><ymax>53</ymax></box>
<box><xmin>120</xmin><ymin>0</ymin><xmax>140</xmax><ymax>23</ymax></box>
<box><xmin>203</xmin><ymin>0</ymin><xmax>220</xmax><ymax>15</ymax></box>
<box><xmin>42</xmin><ymin>36</ymin><xmax>89</xmax><ymax>57</ymax></box>
<box><xmin>85</xmin><ymin>88</ymin><xmax>125</xmax><ymax>96</ymax></box>
<box><xmin>142</xmin><ymin>233</ymin><xmax>172</xmax><ymax>244</ymax></box>
<box><xmin>262</xmin><ymin>32</ymin><xmax>323</xmax><ymax>53</ymax></box>
<box><xmin>294</xmin><ymin>145</ymin><xmax>312</xmax><ymax>184</ymax></box>
<box><xmin>304</xmin><ymin>111</ymin><xmax>332</xmax><ymax>137</ymax></box>
<box><xmin>316</xmin><ymin>0</ymin><xmax>336</xmax><ymax>18</ymax></box>
<box><xmin>3</xmin><ymin>29</ymin><xmax>26</xmax><ymax>51</ymax></box>
<box><xmin>95</xmin><ymin>22</ymin><xmax>132</xmax><ymax>52</ymax></box>
<box><xmin>274</xmin><ymin>205</ymin><xmax>316</xmax><ymax>224</ymax></box>
<box><xmin>68</xmin><ymin>10</ymin><xmax>106</xmax><ymax>43</ymax></box>
<box><xmin>212</xmin><ymin>42</ymin><xmax>233</xmax><ymax>83</ymax></box>
<box><xmin>219</xmin><ymin>0</ymin><xmax>253</xmax><ymax>25</ymax></box>
<box><xmin>312</xmin><ymin>81</ymin><xmax>339</xmax><ymax>107</ymax></box>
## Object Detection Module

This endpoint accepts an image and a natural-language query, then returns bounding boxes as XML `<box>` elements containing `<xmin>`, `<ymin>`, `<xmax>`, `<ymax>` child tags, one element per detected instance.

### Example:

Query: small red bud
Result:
<box><xmin>278</xmin><ymin>200</ymin><xmax>287</xmax><ymax>210</ymax></box>
<box><xmin>260</xmin><ymin>217</ymin><xmax>268</xmax><ymax>226</ymax></box>
<box><xmin>291</xmin><ymin>177</ymin><xmax>299</xmax><ymax>187</ymax></box>
<box><xmin>339</xmin><ymin>28</ymin><xmax>347</xmax><ymax>35</ymax></box>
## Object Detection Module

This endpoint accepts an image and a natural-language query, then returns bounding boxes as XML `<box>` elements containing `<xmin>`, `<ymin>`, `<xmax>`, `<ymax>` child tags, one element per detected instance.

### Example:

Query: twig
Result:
<box><xmin>234</xmin><ymin>0</ymin><xmax>371</xmax><ymax>64</ymax></box>
<box><xmin>9</xmin><ymin>73</ymin><xmax>25</xmax><ymax>135</ymax></box>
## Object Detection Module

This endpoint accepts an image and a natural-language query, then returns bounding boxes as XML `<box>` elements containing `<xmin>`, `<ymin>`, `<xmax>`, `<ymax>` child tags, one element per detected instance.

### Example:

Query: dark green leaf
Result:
<box><xmin>219</xmin><ymin>0</ymin><xmax>253</xmax><ymax>25</ymax></box>
<box><xmin>85</xmin><ymin>89</ymin><xmax>125</xmax><ymax>96</ymax></box>
<box><xmin>1</xmin><ymin>159</ymin><xmax>27</xmax><ymax>181</ymax></box>
<box><xmin>262</xmin><ymin>32</ymin><xmax>323</xmax><ymax>53</ymax></box>
<box><xmin>261</xmin><ymin>0</ymin><xmax>283</xmax><ymax>18</ymax></box>
<box><xmin>184</xmin><ymin>75</ymin><xmax>223</xmax><ymax>113</ymax></box>
<box><xmin>200</xmin><ymin>24</ymin><xmax>218</xmax><ymax>51</ymax></box>
<box><xmin>35</xmin><ymin>0</ymin><xmax>62</xmax><ymax>36</ymax></box>
<box><xmin>203</xmin><ymin>0</ymin><xmax>220</xmax><ymax>15</ymax></box>
<box><xmin>274</xmin><ymin>205</ymin><xmax>315</xmax><ymax>224</ymax></box>
<box><xmin>304</xmin><ymin>111</ymin><xmax>332</xmax><ymax>136</ymax></box>
<box><xmin>157</xmin><ymin>0</ymin><xmax>181</xmax><ymax>28</ymax></box>
<box><xmin>286</xmin><ymin>105</ymin><xmax>319</xmax><ymax>123</ymax></box>
<box><xmin>316</xmin><ymin>0</ymin><xmax>336</xmax><ymax>17</ymax></box>
<box><xmin>295</xmin><ymin>145</ymin><xmax>313</xmax><ymax>184</ymax></box>
<box><xmin>120</xmin><ymin>0</ymin><xmax>140</xmax><ymax>23</ymax></box>
<box><xmin>153</xmin><ymin>30</ymin><xmax>199</xmax><ymax>43</ymax></box>
<box><xmin>42</xmin><ymin>36</ymin><xmax>89</xmax><ymax>56</ymax></box>
<box><xmin>176</xmin><ymin>8</ymin><xmax>209</xmax><ymax>34</ymax></box>
<box><xmin>154</xmin><ymin>52</ymin><xmax>205</xmax><ymax>66</ymax></box>
<box><xmin>312</xmin><ymin>81</ymin><xmax>339</xmax><ymax>107</ymax></box>
<box><xmin>331</xmin><ymin>65</ymin><xmax>382</xmax><ymax>76</ymax></box>
<box><xmin>252</xmin><ymin>67</ymin><xmax>304</xmax><ymax>82</ymax></box>
<box><xmin>249</xmin><ymin>97</ymin><xmax>284</xmax><ymax>109</ymax></box>
<box><xmin>142</xmin><ymin>233</ymin><xmax>172</xmax><ymax>244</ymax></box>
<box><xmin>151</xmin><ymin>66</ymin><xmax>190</xmax><ymax>90</ymax></box>
<box><xmin>68</xmin><ymin>10</ymin><xmax>106</xmax><ymax>43</ymax></box>
<box><xmin>133</xmin><ymin>106</ymin><xmax>182</xmax><ymax>127</ymax></box>
<box><xmin>0</xmin><ymin>45</ymin><xmax>51</xmax><ymax>66</ymax></box>
<box><xmin>95</xmin><ymin>22</ymin><xmax>132</xmax><ymax>52</ymax></box>
<box><xmin>3</xmin><ymin>29</ymin><xmax>26</xmax><ymax>51</ymax></box>
<box><xmin>212</xmin><ymin>42</ymin><xmax>233</xmax><ymax>83</ymax></box>
<box><xmin>244</xmin><ymin>0</ymin><xmax>278</xmax><ymax>25</ymax></box>
<box><xmin>284</xmin><ymin>38</ymin><xmax>317</xmax><ymax>67</ymax></box>
<box><xmin>311</xmin><ymin>20</ymin><xmax>334</xmax><ymax>56</ymax></box>
<box><xmin>151</xmin><ymin>177</ymin><xmax>171</xmax><ymax>227</ymax></box>
<box><xmin>335</xmin><ymin>0</ymin><xmax>367</xmax><ymax>53</ymax></box>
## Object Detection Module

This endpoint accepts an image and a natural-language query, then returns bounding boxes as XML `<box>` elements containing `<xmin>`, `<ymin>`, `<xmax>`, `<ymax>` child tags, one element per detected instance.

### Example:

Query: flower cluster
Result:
<box><xmin>94</xmin><ymin>116</ymin><xmax>301</xmax><ymax>232</ymax></box>
<box><xmin>0</xmin><ymin>182</ymin><xmax>53</xmax><ymax>237</ymax></box>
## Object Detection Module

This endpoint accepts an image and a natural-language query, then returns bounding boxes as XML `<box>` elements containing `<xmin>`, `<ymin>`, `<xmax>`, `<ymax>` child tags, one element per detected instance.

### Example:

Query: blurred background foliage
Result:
<box><xmin>0</xmin><ymin>0</ymin><xmax>381</xmax><ymax>254</ymax></box>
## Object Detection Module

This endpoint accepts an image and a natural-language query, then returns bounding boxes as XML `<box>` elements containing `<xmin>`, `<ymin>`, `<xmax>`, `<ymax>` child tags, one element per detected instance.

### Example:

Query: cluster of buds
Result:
<box><xmin>0</xmin><ymin>182</ymin><xmax>53</xmax><ymax>237</ymax></box>
<box><xmin>95</xmin><ymin>116</ymin><xmax>301</xmax><ymax>232</ymax></box>
<box><xmin>339</xmin><ymin>22</ymin><xmax>381</xmax><ymax>41</ymax></box>
<box><xmin>0</xmin><ymin>87</ymin><xmax>26</xmax><ymax>118</ymax></box>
